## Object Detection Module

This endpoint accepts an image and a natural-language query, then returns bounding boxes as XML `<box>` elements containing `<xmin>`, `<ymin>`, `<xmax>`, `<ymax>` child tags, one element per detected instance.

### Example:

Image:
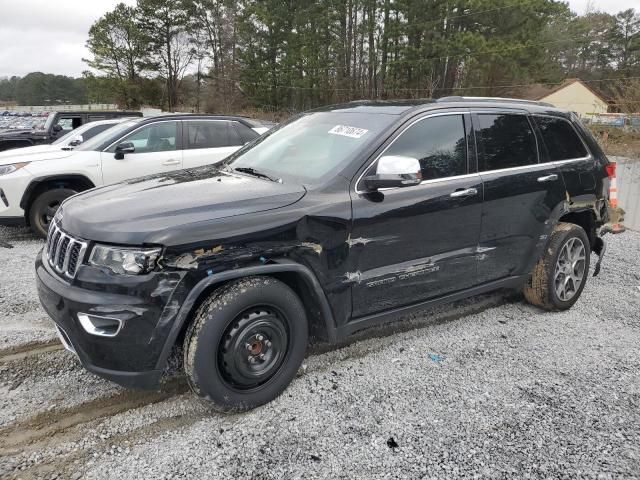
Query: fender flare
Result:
<box><xmin>154</xmin><ymin>260</ymin><xmax>338</xmax><ymax>371</ymax></box>
<box><xmin>19</xmin><ymin>174</ymin><xmax>96</xmax><ymax>210</ymax></box>
<box><xmin>524</xmin><ymin>199</ymin><xmax>600</xmax><ymax>276</ymax></box>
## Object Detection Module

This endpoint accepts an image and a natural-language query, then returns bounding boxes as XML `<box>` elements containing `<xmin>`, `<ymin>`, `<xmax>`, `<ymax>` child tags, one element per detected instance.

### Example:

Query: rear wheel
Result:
<box><xmin>184</xmin><ymin>276</ymin><xmax>308</xmax><ymax>412</ymax></box>
<box><xmin>28</xmin><ymin>188</ymin><xmax>77</xmax><ymax>238</ymax></box>
<box><xmin>523</xmin><ymin>222</ymin><xmax>590</xmax><ymax>311</ymax></box>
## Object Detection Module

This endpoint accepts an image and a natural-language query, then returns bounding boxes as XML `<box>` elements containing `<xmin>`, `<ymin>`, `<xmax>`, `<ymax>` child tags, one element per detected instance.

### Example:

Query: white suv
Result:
<box><xmin>0</xmin><ymin>114</ymin><xmax>270</xmax><ymax>236</ymax></box>
<box><xmin>0</xmin><ymin>117</ymin><xmax>135</xmax><ymax>158</ymax></box>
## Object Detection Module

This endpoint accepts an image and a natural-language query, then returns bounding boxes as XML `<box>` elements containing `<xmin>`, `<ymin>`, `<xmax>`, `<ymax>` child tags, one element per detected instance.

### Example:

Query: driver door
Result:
<box><xmin>100</xmin><ymin>120</ymin><xmax>183</xmax><ymax>185</ymax></box>
<box><xmin>349</xmin><ymin>113</ymin><xmax>483</xmax><ymax>319</ymax></box>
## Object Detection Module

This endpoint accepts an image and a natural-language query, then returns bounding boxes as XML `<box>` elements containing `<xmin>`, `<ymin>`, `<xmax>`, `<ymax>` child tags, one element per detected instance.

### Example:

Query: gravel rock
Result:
<box><xmin>1</xmin><ymin>225</ymin><xmax>639</xmax><ymax>479</ymax></box>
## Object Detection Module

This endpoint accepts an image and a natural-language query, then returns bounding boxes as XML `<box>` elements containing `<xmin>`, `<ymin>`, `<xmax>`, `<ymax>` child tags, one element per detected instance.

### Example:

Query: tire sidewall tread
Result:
<box><xmin>183</xmin><ymin>276</ymin><xmax>308</xmax><ymax>412</ymax></box>
<box><xmin>29</xmin><ymin>188</ymin><xmax>77</xmax><ymax>237</ymax></box>
<box><xmin>524</xmin><ymin>222</ymin><xmax>591</xmax><ymax>311</ymax></box>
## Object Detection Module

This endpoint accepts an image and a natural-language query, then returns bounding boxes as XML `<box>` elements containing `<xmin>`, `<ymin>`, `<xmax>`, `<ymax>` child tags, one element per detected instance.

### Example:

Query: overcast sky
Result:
<box><xmin>0</xmin><ymin>0</ymin><xmax>638</xmax><ymax>78</ymax></box>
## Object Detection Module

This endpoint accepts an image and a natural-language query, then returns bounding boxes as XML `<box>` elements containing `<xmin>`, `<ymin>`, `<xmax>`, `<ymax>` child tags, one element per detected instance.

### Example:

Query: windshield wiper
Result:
<box><xmin>233</xmin><ymin>167</ymin><xmax>281</xmax><ymax>183</ymax></box>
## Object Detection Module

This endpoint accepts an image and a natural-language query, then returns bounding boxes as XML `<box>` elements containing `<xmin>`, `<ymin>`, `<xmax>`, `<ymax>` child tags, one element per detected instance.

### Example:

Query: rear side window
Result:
<box><xmin>383</xmin><ymin>114</ymin><xmax>467</xmax><ymax>180</ymax></box>
<box><xmin>234</xmin><ymin>122</ymin><xmax>259</xmax><ymax>144</ymax></box>
<box><xmin>83</xmin><ymin>124</ymin><xmax>113</xmax><ymax>141</ymax></box>
<box><xmin>476</xmin><ymin>114</ymin><xmax>538</xmax><ymax>171</ymax></box>
<box><xmin>185</xmin><ymin>121</ymin><xmax>246</xmax><ymax>149</ymax></box>
<box><xmin>534</xmin><ymin>116</ymin><xmax>588</xmax><ymax>161</ymax></box>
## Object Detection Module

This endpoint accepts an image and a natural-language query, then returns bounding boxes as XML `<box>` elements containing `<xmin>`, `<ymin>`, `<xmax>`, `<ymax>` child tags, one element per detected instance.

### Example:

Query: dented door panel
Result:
<box><xmin>348</xmin><ymin>175</ymin><xmax>483</xmax><ymax>318</ymax></box>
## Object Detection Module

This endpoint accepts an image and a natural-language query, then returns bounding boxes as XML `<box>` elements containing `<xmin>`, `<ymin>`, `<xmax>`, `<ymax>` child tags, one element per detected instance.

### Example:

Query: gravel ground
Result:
<box><xmin>0</xmin><ymin>225</ymin><xmax>639</xmax><ymax>479</ymax></box>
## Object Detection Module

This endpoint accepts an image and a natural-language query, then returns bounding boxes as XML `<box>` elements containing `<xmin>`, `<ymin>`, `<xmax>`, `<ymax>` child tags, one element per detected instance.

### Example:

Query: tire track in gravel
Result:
<box><xmin>5</xmin><ymin>410</ymin><xmax>212</xmax><ymax>480</ymax></box>
<box><xmin>0</xmin><ymin>339</ymin><xmax>63</xmax><ymax>364</ymax></box>
<box><xmin>0</xmin><ymin>377</ymin><xmax>189</xmax><ymax>457</ymax></box>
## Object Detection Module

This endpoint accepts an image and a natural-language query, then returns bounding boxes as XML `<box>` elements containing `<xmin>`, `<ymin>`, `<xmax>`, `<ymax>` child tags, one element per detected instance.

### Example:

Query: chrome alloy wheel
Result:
<box><xmin>554</xmin><ymin>237</ymin><xmax>587</xmax><ymax>301</ymax></box>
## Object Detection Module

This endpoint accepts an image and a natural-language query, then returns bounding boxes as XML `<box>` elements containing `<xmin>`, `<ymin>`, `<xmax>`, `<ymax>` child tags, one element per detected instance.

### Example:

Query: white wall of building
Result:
<box><xmin>541</xmin><ymin>82</ymin><xmax>608</xmax><ymax>116</ymax></box>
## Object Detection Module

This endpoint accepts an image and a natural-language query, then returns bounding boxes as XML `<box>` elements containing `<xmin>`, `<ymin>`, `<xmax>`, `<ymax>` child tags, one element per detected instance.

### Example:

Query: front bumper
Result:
<box><xmin>35</xmin><ymin>250</ymin><xmax>189</xmax><ymax>389</ymax></box>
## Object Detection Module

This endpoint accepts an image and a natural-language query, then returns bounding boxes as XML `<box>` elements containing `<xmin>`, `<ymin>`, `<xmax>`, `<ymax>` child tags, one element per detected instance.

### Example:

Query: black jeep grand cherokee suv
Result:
<box><xmin>36</xmin><ymin>98</ymin><xmax>611</xmax><ymax>411</ymax></box>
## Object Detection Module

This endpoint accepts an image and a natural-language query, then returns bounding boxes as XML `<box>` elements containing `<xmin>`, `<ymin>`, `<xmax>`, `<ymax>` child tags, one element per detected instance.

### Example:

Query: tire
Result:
<box><xmin>184</xmin><ymin>276</ymin><xmax>308</xmax><ymax>412</ymax></box>
<box><xmin>28</xmin><ymin>188</ymin><xmax>77</xmax><ymax>238</ymax></box>
<box><xmin>523</xmin><ymin>222</ymin><xmax>591</xmax><ymax>311</ymax></box>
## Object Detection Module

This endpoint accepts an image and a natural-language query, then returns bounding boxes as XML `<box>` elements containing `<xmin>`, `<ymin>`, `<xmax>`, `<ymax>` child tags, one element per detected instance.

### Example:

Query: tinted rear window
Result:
<box><xmin>234</xmin><ymin>122</ymin><xmax>259</xmax><ymax>143</ymax></box>
<box><xmin>476</xmin><ymin>114</ymin><xmax>538</xmax><ymax>171</ymax></box>
<box><xmin>185</xmin><ymin>121</ymin><xmax>246</xmax><ymax>149</ymax></box>
<box><xmin>534</xmin><ymin>116</ymin><xmax>588</xmax><ymax>161</ymax></box>
<box><xmin>83</xmin><ymin>123</ymin><xmax>113</xmax><ymax>140</ymax></box>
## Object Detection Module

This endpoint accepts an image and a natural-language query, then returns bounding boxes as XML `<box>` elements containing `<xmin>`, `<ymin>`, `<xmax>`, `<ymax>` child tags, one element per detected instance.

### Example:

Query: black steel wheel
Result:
<box><xmin>219</xmin><ymin>307</ymin><xmax>290</xmax><ymax>390</ymax></box>
<box><xmin>184</xmin><ymin>276</ymin><xmax>308</xmax><ymax>412</ymax></box>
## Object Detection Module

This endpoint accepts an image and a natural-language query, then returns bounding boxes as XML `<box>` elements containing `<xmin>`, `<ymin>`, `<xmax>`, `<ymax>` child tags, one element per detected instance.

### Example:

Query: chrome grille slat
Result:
<box><xmin>45</xmin><ymin>221</ymin><xmax>88</xmax><ymax>279</ymax></box>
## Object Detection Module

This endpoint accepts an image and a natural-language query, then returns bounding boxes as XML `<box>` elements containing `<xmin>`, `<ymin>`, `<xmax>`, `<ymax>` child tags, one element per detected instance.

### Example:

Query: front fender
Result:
<box><xmin>154</xmin><ymin>259</ymin><xmax>337</xmax><ymax>371</ymax></box>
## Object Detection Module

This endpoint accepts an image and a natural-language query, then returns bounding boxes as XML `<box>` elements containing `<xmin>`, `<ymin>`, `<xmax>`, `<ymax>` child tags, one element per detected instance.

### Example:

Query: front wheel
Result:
<box><xmin>524</xmin><ymin>222</ymin><xmax>591</xmax><ymax>311</ymax></box>
<box><xmin>184</xmin><ymin>277</ymin><xmax>308</xmax><ymax>412</ymax></box>
<box><xmin>28</xmin><ymin>188</ymin><xmax>77</xmax><ymax>238</ymax></box>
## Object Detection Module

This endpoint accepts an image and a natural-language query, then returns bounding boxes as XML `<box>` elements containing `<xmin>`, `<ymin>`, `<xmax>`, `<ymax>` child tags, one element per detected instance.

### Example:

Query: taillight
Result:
<box><xmin>605</xmin><ymin>162</ymin><xmax>616</xmax><ymax>178</ymax></box>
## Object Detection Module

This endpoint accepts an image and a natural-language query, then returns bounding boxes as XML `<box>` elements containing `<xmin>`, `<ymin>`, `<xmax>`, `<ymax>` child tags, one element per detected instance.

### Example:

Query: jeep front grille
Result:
<box><xmin>45</xmin><ymin>222</ymin><xmax>88</xmax><ymax>279</ymax></box>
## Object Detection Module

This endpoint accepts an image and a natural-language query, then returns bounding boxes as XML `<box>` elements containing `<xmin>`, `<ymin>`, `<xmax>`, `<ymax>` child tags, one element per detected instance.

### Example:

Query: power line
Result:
<box><xmin>205</xmin><ymin>71</ymin><xmax>640</xmax><ymax>96</ymax></box>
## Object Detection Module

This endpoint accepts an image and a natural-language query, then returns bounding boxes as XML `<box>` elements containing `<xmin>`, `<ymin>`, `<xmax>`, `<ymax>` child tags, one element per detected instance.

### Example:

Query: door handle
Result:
<box><xmin>162</xmin><ymin>159</ymin><xmax>180</xmax><ymax>166</ymax></box>
<box><xmin>450</xmin><ymin>187</ymin><xmax>478</xmax><ymax>198</ymax></box>
<box><xmin>537</xmin><ymin>174</ymin><xmax>558</xmax><ymax>183</ymax></box>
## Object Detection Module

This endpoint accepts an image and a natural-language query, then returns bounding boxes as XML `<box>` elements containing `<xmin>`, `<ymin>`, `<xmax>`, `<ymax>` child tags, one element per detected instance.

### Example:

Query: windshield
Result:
<box><xmin>226</xmin><ymin>112</ymin><xmax>396</xmax><ymax>184</ymax></box>
<box><xmin>75</xmin><ymin>118</ymin><xmax>144</xmax><ymax>151</ymax></box>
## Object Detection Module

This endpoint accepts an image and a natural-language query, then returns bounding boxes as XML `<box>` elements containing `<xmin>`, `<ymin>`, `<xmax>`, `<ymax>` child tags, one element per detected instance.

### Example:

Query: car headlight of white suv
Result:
<box><xmin>0</xmin><ymin>162</ymin><xmax>29</xmax><ymax>176</ymax></box>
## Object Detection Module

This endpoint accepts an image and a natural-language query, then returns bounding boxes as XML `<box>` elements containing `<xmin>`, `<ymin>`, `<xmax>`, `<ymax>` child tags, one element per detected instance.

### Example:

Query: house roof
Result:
<box><xmin>508</xmin><ymin>78</ymin><xmax>610</xmax><ymax>104</ymax></box>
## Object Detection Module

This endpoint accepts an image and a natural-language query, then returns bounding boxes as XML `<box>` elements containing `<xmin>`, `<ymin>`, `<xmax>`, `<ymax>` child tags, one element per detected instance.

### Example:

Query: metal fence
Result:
<box><xmin>2</xmin><ymin>104</ymin><xmax>120</xmax><ymax>112</ymax></box>
<box><xmin>613</xmin><ymin>156</ymin><xmax>640</xmax><ymax>231</ymax></box>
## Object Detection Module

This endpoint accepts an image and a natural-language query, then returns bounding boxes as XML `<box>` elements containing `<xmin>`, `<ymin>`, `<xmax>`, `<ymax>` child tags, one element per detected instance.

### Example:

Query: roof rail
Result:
<box><xmin>436</xmin><ymin>96</ymin><xmax>554</xmax><ymax>108</ymax></box>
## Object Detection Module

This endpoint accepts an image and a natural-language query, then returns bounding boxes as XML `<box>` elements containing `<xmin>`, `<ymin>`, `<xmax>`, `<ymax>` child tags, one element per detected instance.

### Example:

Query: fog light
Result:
<box><xmin>77</xmin><ymin>313</ymin><xmax>123</xmax><ymax>337</ymax></box>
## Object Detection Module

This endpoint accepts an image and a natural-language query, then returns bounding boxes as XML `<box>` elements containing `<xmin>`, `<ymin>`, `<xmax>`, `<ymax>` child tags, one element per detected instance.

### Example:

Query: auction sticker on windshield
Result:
<box><xmin>328</xmin><ymin>125</ymin><xmax>369</xmax><ymax>139</ymax></box>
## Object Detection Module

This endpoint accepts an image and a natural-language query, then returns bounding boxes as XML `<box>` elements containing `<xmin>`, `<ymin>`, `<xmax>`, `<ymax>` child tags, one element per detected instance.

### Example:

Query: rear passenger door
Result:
<box><xmin>182</xmin><ymin>120</ymin><xmax>254</xmax><ymax>168</ymax></box>
<box><xmin>473</xmin><ymin>112</ymin><xmax>566</xmax><ymax>284</ymax></box>
<box><xmin>533</xmin><ymin>115</ymin><xmax>594</xmax><ymax>197</ymax></box>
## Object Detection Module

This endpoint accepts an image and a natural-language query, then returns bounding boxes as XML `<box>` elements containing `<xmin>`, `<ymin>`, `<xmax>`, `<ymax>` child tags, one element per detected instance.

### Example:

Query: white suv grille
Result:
<box><xmin>45</xmin><ymin>221</ymin><xmax>88</xmax><ymax>279</ymax></box>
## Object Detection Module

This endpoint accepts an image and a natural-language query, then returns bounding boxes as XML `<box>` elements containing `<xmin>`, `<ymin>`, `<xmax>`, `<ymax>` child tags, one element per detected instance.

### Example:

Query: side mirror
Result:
<box><xmin>52</xmin><ymin>124</ymin><xmax>63</xmax><ymax>133</ymax></box>
<box><xmin>364</xmin><ymin>155</ymin><xmax>422</xmax><ymax>190</ymax></box>
<box><xmin>68</xmin><ymin>135</ymin><xmax>83</xmax><ymax>147</ymax></box>
<box><xmin>114</xmin><ymin>142</ymin><xmax>135</xmax><ymax>160</ymax></box>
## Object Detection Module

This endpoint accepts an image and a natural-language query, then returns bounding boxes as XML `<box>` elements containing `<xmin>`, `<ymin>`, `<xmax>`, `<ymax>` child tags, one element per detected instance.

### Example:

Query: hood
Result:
<box><xmin>59</xmin><ymin>165</ymin><xmax>306</xmax><ymax>245</ymax></box>
<box><xmin>0</xmin><ymin>128</ymin><xmax>33</xmax><ymax>137</ymax></box>
<box><xmin>0</xmin><ymin>144</ymin><xmax>63</xmax><ymax>163</ymax></box>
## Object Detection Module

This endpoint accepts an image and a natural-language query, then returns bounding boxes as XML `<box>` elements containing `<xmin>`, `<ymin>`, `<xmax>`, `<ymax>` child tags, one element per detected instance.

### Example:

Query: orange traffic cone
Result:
<box><xmin>607</xmin><ymin>162</ymin><xmax>625</xmax><ymax>234</ymax></box>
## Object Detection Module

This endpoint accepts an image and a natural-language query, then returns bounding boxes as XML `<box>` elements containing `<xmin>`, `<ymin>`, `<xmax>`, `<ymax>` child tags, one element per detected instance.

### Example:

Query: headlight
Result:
<box><xmin>89</xmin><ymin>245</ymin><xmax>162</xmax><ymax>275</ymax></box>
<box><xmin>0</xmin><ymin>162</ymin><xmax>29</xmax><ymax>176</ymax></box>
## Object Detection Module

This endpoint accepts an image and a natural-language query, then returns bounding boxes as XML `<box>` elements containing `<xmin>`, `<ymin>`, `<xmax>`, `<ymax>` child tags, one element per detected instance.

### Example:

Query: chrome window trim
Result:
<box><xmin>354</xmin><ymin>111</ymin><xmax>471</xmax><ymax>195</ymax></box>
<box><xmin>475</xmin><ymin>157</ymin><xmax>591</xmax><ymax>176</ymax></box>
<box><xmin>102</xmin><ymin>119</ymin><xmax>180</xmax><ymax>153</ymax></box>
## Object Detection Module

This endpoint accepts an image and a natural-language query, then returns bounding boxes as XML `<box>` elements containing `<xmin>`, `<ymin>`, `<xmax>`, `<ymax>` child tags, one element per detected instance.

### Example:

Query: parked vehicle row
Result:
<box><xmin>0</xmin><ymin>110</ymin><xmax>142</xmax><ymax>152</ymax></box>
<box><xmin>0</xmin><ymin>112</ymin><xmax>49</xmax><ymax>131</ymax></box>
<box><xmin>0</xmin><ymin>114</ymin><xmax>270</xmax><ymax>236</ymax></box>
<box><xmin>34</xmin><ymin>98</ymin><xmax>612</xmax><ymax>412</ymax></box>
